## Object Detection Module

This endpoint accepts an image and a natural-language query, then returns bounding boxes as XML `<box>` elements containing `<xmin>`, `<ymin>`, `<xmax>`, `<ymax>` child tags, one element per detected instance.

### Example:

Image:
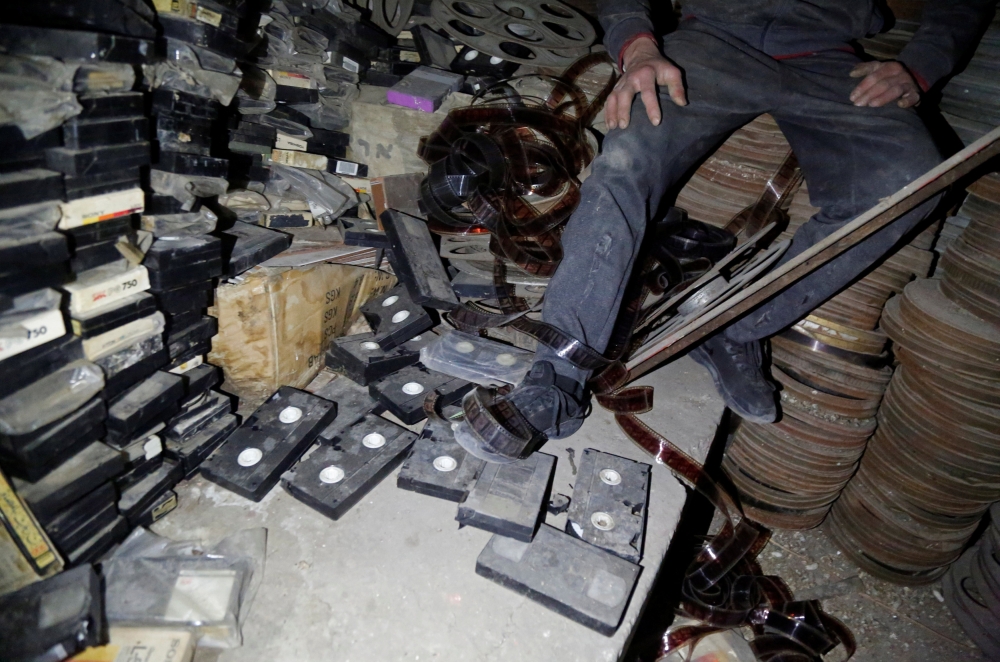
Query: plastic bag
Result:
<box><xmin>140</xmin><ymin>208</ymin><xmax>218</xmax><ymax>237</ymax></box>
<box><xmin>0</xmin><ymin>55</ymin><xmax>81</xmax><ymax>138</ymax></box>
<box><xmin>266</xmin><ymin>163</ymin><xmax>356</xmax><ymax>223</ymax></box>
<box><xmin>0</xmin><ymin>201</ymin><xmax>62</xmax><ymax>240</ymax></box>
<box><xmin>420</xmin><ymin>330</ymin><xmax>533</xmax><ymax>387</ymax></box>
<box><xmin>164</xmin><ymin>38</ymin><xmax>238</xmax><ymax>75</ymax></box>
<box><xmin>103</xmin><ymin>527</ymin><xmax>267</xmax><ymax>649</ymax></box>
<box><xmin>150</xmin><ymin>170</ymin><xmax>229</xmax><ymax>208</ymax></box>
<box><xmin>0</xmin><ymin>360</ymin><xmax>105</xmax><ymax>435</ymax></box>
<box><xmin>0</xmin><ymin>287</ymin><xmax>61</xmax><ymax>331</ymax></box>
<box><xmin>143</xmin><ymin>61</ymin><xmax>242</xmax><ymax>106</ymax></box>
<box><xmin>288</xmin><ymin>97</ymin><xmax>350</xmax><ymax>131</ymax></box>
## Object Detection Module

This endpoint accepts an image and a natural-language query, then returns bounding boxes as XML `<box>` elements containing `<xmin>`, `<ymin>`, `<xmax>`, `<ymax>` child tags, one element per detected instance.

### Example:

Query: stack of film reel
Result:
<box><xmin>722</xmin><ymin>238</ymin><xmax>934</xmax><ymax>529</ymax></box>
<box><xmin>826</xmin><ymin>172</ymin><xmax>1000</xmax><ymax>585</ymax></box>
<box><xmin>943</xmin><ymin>502</ymin><xmax>1000</xmax><ymax>658</ymax></box>
<box><xmin>675</xmin><ymin>115</ymin><xmax>795</xmax><ymax>228</ymax></box>
<box><xmin>939</xmin><ymin>10</ymin><xmax>1000</xmax><ymax>145</ymax></box>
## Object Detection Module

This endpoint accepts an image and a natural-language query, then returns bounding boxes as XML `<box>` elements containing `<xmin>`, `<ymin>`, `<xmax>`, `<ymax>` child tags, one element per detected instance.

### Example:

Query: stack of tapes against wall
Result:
<box><xmin>0</xmin><ymin>0</ymin><xmax>274</xmax><ymax>601</ymax></box>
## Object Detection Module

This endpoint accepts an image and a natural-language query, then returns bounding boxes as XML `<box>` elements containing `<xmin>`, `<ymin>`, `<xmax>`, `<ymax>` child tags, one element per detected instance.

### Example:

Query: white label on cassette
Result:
<box><xmin>64</xmin><ymin>266</ymin><xmax>151</xmax><ymax>316</ymax></box>
<box><xmin>275</xmin><ymin>133</ymin><xmax>309</xmax><ymax>151</ymax></box>
<box><xmin>270</xmin><ymin>149</ymin><xmax>328</xmax><ymax>171</ymax></box>
<box><xmin>82</xmin><ymin>312</ymin><xmax>164</xmax><ymax>360</ymax></box>
<box><xmin>268</xmin><ymin>69</ymin><xmax>316</xmax><ymax>89</ymax></box>
<box><xmin>169</xmin><ymin>355</ymin><xmax>204</xmax><ymax>374</ymax></box>
<box><xmin>0</xmin><ymin>309</ymin><xmax>66</xmax><ymax>363</ymax></box>
<box><xmin>342</xmin><ymin>57</ymin><xmax>360</xmax><ymax>73</ymax></box>
<box><xmin>334</xmin><ymin>160</ymin><xmax>359</xmax><ymax>176</ymax></box>
<box><xmin>194</xmin><ymin>5</ymin><xmax>223</xmax><ymax>27</ymax></box>
<box><xmin>58</xmin><ymin>188</ymin><xmax>145</xmax><ymax>230</ymax></box>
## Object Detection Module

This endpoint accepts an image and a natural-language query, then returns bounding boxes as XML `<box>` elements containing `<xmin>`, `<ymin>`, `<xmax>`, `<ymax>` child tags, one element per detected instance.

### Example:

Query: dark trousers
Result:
<box><xmin>535</xmin><ymin>21</ymin><xmax>943</xmax><ymax>384</ymax></box>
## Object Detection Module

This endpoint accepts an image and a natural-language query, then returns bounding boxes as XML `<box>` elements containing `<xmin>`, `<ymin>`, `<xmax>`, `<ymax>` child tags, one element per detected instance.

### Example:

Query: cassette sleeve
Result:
<box><xmin>419</xmin><ymin>330</ymin><xmax>532</xmax><ymax>387</ymax></box>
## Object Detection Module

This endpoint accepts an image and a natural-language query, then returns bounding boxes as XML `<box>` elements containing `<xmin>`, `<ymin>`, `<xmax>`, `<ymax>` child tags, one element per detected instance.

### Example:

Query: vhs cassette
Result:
<box><xmin>340</xmin><ymin>217</ymin><xmax>390</xmax><ymax>248</ymax></box>
<box><xmin>57</xmin><ymin>187</ymin><xmax>144</xmax><ymax>231</ymax></box>
<box><xmin>62</xmin><ymin>264</ymin><xmax>151</xmax><ymax>316</ymax></box>
<box><xmin>159</xmin><ymin>14</ymin><xmax>255</xmax><ymax>59</ymax></box>
<box><xmin>565</xmin><ymin>449</ymin><xmax>651</xmax><ymax>564</ymax></box>
<box><xmin>147</xmin><ymin>256</ymin><xmax>223</xmax><ymax>291</ymax></box>
<box><xmin>179</xmin><ymin>363</ymin><xmax>221</xmax><ymax>397</ymax></box>
<box><xmin>217</xmin><ymin>220</ymin><xmax>292</xmax><ymax>276</ymax></box>
<box><xmin>0</xmin><ymin>232</ymin><xmax>69</xmax><ymax>268</ymax></box>
<box><xmin>106</xmin><ymin>371</ymin><xmax>185</xmax><ymax>444</ymax></box>
<box><xmin>0</xmin><ymin>335</ymin><xmax>84</xmax><ymax>400</ymax></box>
<box><xmin>62</xmin><ymin>116</ymin><xmax>148</xmax><ymax>150</ymax></box>
<box><xmin>475</xmin><ymin>525</ymin><xmax>640</xmax><ymax>636</ymax></box>
<box><xmin>77</xmin><ymin>92</ymin><xmax>144</xmax><ymax>119</ymax></box>
<box><xmin>282</xmin><ymin>413</ymin><xmax>416</xmax><ymax>520</ymax></box>
<box><xmin>71</xmin><ymin>292</ymin><xmax>156</xmax><ymax>338</ymax></box>
<box><xmin>4</xmin><ymin>0</ymin><xmax>156</xmax><ymax>39</ymax></box>
<box><xmin>145</xmin><ymin>235</ymin><xmax>222</xmax><ymax>272</ymax></box>
<box><xmin>151</xmin><ymin>89</ymin><xmax>222</xmax><ymax>121</ymax></box>
<box><xmin>0</xmin><ymin>397</ymin><xmax>105</xmax><ymax>480</ymax></box>
<box><xmin>0</xmin><ymin>169</ymin><xmax>63</xmax><ymax>210</ymax></box>
<box><xmin>69</xmin><ymin>238</ymin><xmax>126</xmax><ymax>273</ymax></box>
<box><xmin>167</xmin><ymin>316</ymin><xmax>217</xmax><ymax>362</ymax></box>
<box><xmin>360</xmin><ymin>283</ymin><xmax>434</xmax><ymax>350</ymax></box>
<box><xmin>369</xmin><ymin>364</ymin><xmax>473</xmax><ymax>425</ymax></box>
<box><xmin>45</xmin><ymin>485</ymin><xmax>118</xmax><ymax>556</ymax></box>
<box><xmin>326</xmin><ymin>331</ymin><xmax>430</xmax><ymax>386</ymax></box>
<box><xmin>45</xmin><ymin>141</ymin><xmax>151</xmax><ymax>177</ymax></box>
<box><xmin>66</xmin><ymin>514</ymin><xmax>129</xmax><ymax>565</ymax></box>
<box><xmin>154</xmin><ymin>152</ymin><xmax>229</xmax><ymax>179</ymax></box>
<box><xmin>64</xmin><ymin>216</ymin><xmax>133</xmax><ymax>248</ymax></box>
<box><xmin>397</xmin><ymin>418</ymin><xmax>486</xmax><ymax>503</ymax></box>
<box><xmin>381</xmin><ymin>210</ymin><xmax>458</xmax><ymax>310</ymax></box>
<box><xmin>0</xmin><ymin>24</ymin><xmax>152</xmax><ymax>64</ymax></box>
<box><xmin>152</xmin><ymin>280</ymin><xmax>213</xmax><ymax>315</ymax></box>
<box><xmin>12</xmin><ymin>442</ymin><xmax>126</xmax><ymax>523</ymax></box>
<box><xmin>97</xmin><ymin>334</ymin><xmax>169</xmax><ymax>400</ymax></box>
<box><xmin>456</xmin><ymin>452</ymin><xmax>555</xmax><ymax>542</ymax></box>
<box><xmin>0</xmin><ymin>566</ymin><xmax>103</xmax><ymax>662</ymax></box>
<box><xmin>118</xmin><ymin>458</ymin><xmax>183</xmax><ymax>520</ymax></box>
<box><xmin>63</xmin><ymin>169</ymin><xmax>142</xmax><ymax>202</ymax></box>
<box><xmin>165</xmin><ymin>412</ymin><xmax>238</xmax><ymax>478</ymax></box>
<box><xmin>309</xmin><ymin>373</ymin><xmax>382</xmax><ymax>444</ymax></box>
<box><xmin>201</xmin><ymin>386</ymin><xmax>337</xmax><ymax>501</ymax></box>
<box><xmin>164</xmin><ymin>390</ymin><xmax>231</xmax><ymax>443</ymax></box>
<box><xmin>129</xmin><ymin>488</ymin><xmax>178</xmax><ymax>528</ymax></box>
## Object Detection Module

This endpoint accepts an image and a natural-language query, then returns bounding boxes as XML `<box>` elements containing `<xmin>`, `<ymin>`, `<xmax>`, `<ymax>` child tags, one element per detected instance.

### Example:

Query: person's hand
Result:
<box><xmin>605</xmin><ymin>37</ymin><xmax>687</xmax><ymax>130</ymax></box>
<box><xmin>849</xmin><ymin>61</ymin><xmax>922</xmax><ymax>108</ymax></box>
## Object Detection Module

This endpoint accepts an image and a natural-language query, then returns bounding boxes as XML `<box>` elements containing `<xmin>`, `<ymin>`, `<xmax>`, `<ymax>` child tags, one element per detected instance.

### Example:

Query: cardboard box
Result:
<box><xmin>209</xmin><ymin>265</ymin><xmax>395</xmax><ymax>408</ymax></box>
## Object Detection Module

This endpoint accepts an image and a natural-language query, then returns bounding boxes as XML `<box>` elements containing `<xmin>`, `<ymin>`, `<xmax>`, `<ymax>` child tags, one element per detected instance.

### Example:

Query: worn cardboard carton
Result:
<box><xmin>209</xmin><ymin>264</ymin><xmax>395</xmax><ymax>408</ymax></box>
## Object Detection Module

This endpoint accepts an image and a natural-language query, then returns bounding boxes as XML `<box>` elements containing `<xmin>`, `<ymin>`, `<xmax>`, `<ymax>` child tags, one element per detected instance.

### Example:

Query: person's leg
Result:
<box><xmin>724</xmin><ymin>50</ymin><xmax>943</xmax><ymax>344</ymax></box>
<box><xmin>456</xmin><ymin>24</ymin><xmax>780</xmax><ymax>462</ymax></box>
<box><xmin>535</xmin><ymin>23</ymin><xmax>778</xmax><ymax>386</ymax></box>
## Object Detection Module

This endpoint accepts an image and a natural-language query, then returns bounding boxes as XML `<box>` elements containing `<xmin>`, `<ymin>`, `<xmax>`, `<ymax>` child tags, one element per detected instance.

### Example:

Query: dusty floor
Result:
<box><xmin>757</xmin><ymin>528</ymin><xmax>983</xmax><ymax>661</ymax></box>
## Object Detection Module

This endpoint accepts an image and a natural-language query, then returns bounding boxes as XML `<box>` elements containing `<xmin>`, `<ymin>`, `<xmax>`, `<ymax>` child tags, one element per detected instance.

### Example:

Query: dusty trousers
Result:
<box><xmin>535</xmin><ymin>19</ymin><xmax>943</xmax><ymax>385</ymax></box>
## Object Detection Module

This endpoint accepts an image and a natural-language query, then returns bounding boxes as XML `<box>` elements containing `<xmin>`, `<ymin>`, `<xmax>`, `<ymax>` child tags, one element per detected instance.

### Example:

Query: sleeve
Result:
<box><xmin>599</xmin><ymin>0</ymin><xmax>656</xmax><ymax>69</ymax></box>
<box><xmin>896</xmin><ymin>0</ymin><xmax>997</xmax><ymax>91</ymax></box>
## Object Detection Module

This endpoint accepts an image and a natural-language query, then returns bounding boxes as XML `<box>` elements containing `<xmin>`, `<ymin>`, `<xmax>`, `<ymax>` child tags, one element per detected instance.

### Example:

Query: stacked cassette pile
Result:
<box><xmin>939</xmin><ymin>10</ymin><xmax>1000</xmax><ymax>145</ymax></box>
<box><xmin>824</xmin><ymin>167</ymin><xmax>1000</xmax><ymax>584</ymax></box>
<box><xmin>220</xmin><ymin>0</ymin><xmax>369</xmax><ymax>238</ymax></box>
<box><xmin>0</xmin><ymin>7</ymin><xmax>176</xmax><ymax>568</ymax></box>
<box><xmin>674</xmin><ymin>115</ymin><xmax>795</xmax><ymax>228</ymax></box>
<box><xmin>944</xmin><ymin>502</ymin><xmax>1000</xmax><ymax>658</ymax></box>
<box><xmin>723</xmin><ymin>241</ymin><xmax>934</xmax><ymax>529</ymax></box>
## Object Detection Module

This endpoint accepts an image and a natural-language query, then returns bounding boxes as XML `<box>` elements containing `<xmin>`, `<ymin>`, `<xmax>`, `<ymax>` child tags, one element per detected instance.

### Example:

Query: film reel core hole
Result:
<box><xmin>392</xmin><ymin>310</ymin><xmax>411</xmax><ymax>323</ymax></box>
<box><xmin>238</xmin><ymin>448</ymin><xmax>263</xmax><ymax>467</ymax></box>
<box><xmin>599</xmin><ymin>469</ymin><xmax>622</xmax><ymax>485</ymax></box>
<box><xmin>382</xmin><ymin>295</ymin><xmax>399</xmax><ymax>306</ymax></box>
<box><xmin>453</xmin><ymin>1</ymin><xmax>490</xmax><ymax>17</ymax></box>
<box><xmin>433</xmin><ymin>455</ymin><xmax>458</xmax><ymax>472</ymax></box>
<box><xmin>402</xmin><ymin>382</ymin><xmax>425</xmax><ymax>395</ymax></box>
<box><xmin>363</xmin><ymin>433</ymin><xmax>387</xmax><ymax>448</ymax></box>
<box><xmin>450</xmin><ymin>19</ymin><xmax>486</xmax><ymax>36</ymax></box>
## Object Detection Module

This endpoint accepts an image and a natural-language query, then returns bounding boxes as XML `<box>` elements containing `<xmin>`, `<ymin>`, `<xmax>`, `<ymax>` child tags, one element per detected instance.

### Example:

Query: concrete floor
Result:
<box><xmin>151</xmin><ymin>356</ymin><xmax>726</xmax><ymax>662</ymax></box>
<box><xmin>147</xmin><ymin>353</ymin><xmax>986</xmax><ymax>662</ymax></box>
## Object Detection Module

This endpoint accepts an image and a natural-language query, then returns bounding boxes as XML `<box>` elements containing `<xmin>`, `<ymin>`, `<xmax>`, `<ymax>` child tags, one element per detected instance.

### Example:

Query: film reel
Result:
<box><xmin>431</xmin><ymin>0</ymin><xmax>595</xmax><ymax>66</ymax></box>
<box><xmin>369</xmin><ymin>0</ymin><xmax>415</xmax><ymax>35</ymax></box>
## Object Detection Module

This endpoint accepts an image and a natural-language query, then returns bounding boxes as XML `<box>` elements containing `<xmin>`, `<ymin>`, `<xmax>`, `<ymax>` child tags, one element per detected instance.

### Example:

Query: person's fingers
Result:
<box><xmin>850</xmin><ymin>71</ymin><xmax>882</xmax><ymax>103</ymax></box>
<box><xmin>849</xmin><ymin>61</ymin><xmax>881</xmax><ymax>78</ymax></box>
<box><xmin>854</xmin><ymin>78</ymin><xmax>891</xmax><ymax>106</ymax></box>
<box><xmin>867</xmin><ymin>84</ymin><xmax>905</xmax><ymax>107</ymax></box>
<box><xmin>604</xmin><ymin>91</ymin><xmax>619</xmax><ymax>129</ymax></box>
<box><xmin>897</xmin><ymin>89</ymin><xmax>920</xmax><ymax>108</ymax></box>
<box><xmin>658</xmin><ymin>63</ymin><xmax>687</xmax><ymax>106</ymax></box>
<box><xmin>617</xmin><ymin>86</ymin><xmax>636</xmax><ymax>129</ymax></box>
<box><xmin>638</xmin><ymin>79</ymin><xmax>661</xmax><ymax>126</ymax></box>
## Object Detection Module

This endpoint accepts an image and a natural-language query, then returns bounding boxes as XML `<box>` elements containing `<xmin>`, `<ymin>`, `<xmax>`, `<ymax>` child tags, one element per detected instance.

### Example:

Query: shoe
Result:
<box><xmin>690</xmin><ymin>334</ymin><xmax>777</xmax><ymax>423</ymax></box>
<box><xmin>453</xmin><ymin>361</ymin><xmax>587</xmax><ymax>463</ymax></box>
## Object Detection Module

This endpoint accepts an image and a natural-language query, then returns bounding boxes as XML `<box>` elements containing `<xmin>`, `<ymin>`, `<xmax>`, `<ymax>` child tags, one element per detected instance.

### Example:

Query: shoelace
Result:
<box><xmin>724</xmin><ymin>339</ymin><xmax>763</xmax><ymax>376</ymax></box>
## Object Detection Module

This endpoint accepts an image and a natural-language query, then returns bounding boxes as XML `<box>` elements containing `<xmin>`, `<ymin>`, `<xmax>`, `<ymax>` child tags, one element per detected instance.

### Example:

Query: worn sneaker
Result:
<box><xmin>690</xmin><ymin>334</ymin><xmax>777</xmax><ymax>423</ymax></box>
<box><xmin>453</xmin><ymin>361</ymin><xmax>587</xmax><ymax>464</ymax></box>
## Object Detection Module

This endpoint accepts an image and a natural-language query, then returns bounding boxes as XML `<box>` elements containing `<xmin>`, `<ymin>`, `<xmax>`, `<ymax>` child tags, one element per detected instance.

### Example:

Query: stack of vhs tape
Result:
<box><xmin>0</xmin><ymin>6</ymin><xmax>163</xmax><ymax>565</ymax></box>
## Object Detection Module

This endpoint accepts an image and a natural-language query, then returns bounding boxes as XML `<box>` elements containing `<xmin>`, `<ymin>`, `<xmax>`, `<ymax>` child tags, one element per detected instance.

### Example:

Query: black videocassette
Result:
<box><xmin>456</xmin><ymin>452</ymin><xmax>555</xmax><ymax>542</ymax></box>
